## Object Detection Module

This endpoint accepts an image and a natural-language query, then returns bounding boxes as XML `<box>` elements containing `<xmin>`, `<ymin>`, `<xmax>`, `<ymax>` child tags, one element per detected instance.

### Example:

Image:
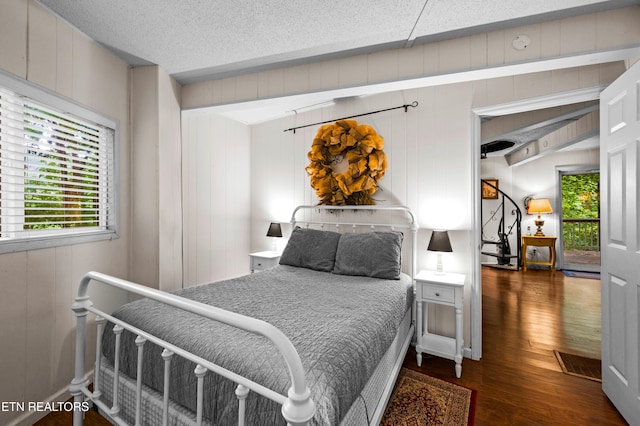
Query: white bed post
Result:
<box><xmin>411</xmin><ymin>223</ymin><xmax>418</xmax><ymax>280</ymax></box>
<box><xmin>70</xmin><ymin>289</ymin><xmax>91</xmax><ymax>426</ymax></box>
<box><xmin>194</xmin><ymin>365</ymin><xmax>207</xmax><ymax>426</ymax></box>
<box><xmin>94</xmin><ymin>316</ymin><xmax>106</xmax><ymax>402</ymax></box>
<box><xmin>235</xmin><ymin>384</ymin><xmax>249</xmax><ymax>426</ymax></box>
<box><xmin>161</xmin><ymin>349</ymin><xmax>174</xmax><ymax>426</ymax></box>
<box><xmin>135</xmin><ymin>335</ymin><xmax>147</xmax><ymax>426</ymax></box>
<box><xmin>110</xmin><ymin>324</ymin><xmax>124</xmax><ymax>418</ymax></box>
<box><xmin>281</xmin><ymin>385</ymin><xmax>315</xmax><ymax>426</ymax></box>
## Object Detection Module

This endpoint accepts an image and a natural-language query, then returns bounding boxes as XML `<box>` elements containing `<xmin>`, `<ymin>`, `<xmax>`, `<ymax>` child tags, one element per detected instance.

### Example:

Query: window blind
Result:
<box><xmin>0</xmin><ymin>86</ymin><xmax>116</xmax><ymax>243</ymax></box>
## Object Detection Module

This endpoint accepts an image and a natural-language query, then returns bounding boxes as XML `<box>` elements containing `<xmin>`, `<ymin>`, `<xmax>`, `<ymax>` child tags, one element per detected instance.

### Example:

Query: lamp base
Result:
<box><xmin>435</xmin><ymin>253</ymin><xmax>445</xmax><ymax>275</ymax></box>
<box><xmin>534</xmin><ymin>218</ymin><xmax>545</xmax><ymax>236</ymax></box>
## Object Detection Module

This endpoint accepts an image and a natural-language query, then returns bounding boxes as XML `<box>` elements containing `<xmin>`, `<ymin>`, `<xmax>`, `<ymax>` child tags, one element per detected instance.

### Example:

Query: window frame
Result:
<box><xmin>0</xmin><ymin>71</ymin><xmax>119</xmax><ymax>254</ymax></box>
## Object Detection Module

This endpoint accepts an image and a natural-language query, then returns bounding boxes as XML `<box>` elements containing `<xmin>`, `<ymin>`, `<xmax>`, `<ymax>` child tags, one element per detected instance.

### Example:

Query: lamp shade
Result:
<box><xmin>528</xmin><ymin>198</ymin><xmax>553</xmax><ymax>214</ymax></box>
<box><xmin>427</xmin><ymin>230</ymin><xmax>452</xmax><ymax>252</ymax></box>
<box><xmin>266</xmin><ymin>222</ymin><xmax>282</xmax><ymax>238</ymax></box>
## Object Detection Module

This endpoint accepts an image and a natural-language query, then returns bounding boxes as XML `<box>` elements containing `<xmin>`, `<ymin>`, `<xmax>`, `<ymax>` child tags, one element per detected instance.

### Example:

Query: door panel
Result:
<box><xmin>600</xmin><ymin>60</ymin><xmax>640</xmax><ymax>425</ymax></box>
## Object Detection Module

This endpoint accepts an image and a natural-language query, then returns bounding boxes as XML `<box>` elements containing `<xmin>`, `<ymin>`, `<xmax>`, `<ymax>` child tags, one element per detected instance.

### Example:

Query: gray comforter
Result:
<box><xmin>102</xmin><ymin>265</ymin><xmax>413</xmax><ymax>425</ymax></box>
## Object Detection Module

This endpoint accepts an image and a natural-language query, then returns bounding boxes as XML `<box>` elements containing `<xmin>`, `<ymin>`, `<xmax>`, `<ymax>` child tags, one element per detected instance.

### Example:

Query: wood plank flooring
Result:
<box><xmin>403</xmin><ymin>266</ymin><xmax>627</xmax><ymax>425</ymax></box>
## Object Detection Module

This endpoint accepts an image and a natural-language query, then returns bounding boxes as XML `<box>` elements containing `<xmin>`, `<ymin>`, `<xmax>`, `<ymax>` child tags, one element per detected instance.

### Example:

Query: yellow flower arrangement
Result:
<box><xmin>306</xmin><ymin>119</ymin><xmax>387</xmax><ymax>205</ymax></box>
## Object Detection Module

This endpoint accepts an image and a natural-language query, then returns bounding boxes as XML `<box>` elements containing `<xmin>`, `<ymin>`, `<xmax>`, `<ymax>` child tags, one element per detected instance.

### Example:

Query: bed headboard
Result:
<box><xmin>289</xmin><ymin>205</ymin><xmax>419</xmax><ymax>279</ymax></box>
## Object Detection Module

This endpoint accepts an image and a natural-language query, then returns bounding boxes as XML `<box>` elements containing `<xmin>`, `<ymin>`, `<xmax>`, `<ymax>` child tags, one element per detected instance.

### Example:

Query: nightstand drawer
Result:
<box><xmin>420</xmin><ymin>283</ymin><xmax>455</xmax><ymax>303</ymax></box>
<box><xmin>249</xmin><ymin>251</ymin><xmax>281</xmax><ymax>272</ymax></box>
<box><xmin>251</xmin><ymin>256</ymin><xmax>279</xmax><ymax>270</ymax></box>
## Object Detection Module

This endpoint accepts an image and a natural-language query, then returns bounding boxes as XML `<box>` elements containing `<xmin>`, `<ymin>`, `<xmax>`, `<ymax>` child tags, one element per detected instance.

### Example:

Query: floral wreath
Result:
<box><xmin>306</xmin><ymin>119</ymin><xmax>387</xmax><ymax>205</ymax></box>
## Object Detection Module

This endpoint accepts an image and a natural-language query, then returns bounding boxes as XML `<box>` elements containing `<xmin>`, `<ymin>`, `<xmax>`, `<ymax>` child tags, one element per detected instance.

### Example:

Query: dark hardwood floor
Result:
<box><xmin>404</xmin><ymin>266</ymin><xmax>627</xmax><ymax>426</ymax></box>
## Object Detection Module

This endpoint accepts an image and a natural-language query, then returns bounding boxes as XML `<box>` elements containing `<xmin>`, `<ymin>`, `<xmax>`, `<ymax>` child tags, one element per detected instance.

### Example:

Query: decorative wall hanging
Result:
<box><xmin>306</xmin><ymin>119</ymin><xmax>387</xmax><ymax>206</ymax></box>
<box><xmin>482</xmin><ymin>179</ymin><xmax>499</xmax><ymax>199</ymax></box>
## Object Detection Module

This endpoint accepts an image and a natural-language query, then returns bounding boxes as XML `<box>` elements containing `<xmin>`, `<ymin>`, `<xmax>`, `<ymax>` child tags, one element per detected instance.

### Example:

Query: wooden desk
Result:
<box><xmin>522</xmin><ymin>235</ymin><xmax>557</xmax><ymax>271</ymax></box>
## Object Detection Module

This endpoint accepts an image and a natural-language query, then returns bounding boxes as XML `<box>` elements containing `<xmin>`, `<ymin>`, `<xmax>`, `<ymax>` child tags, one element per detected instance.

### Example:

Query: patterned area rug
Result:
<box><xmin>381</xmin><ymin>368</ymin><xmax>475</xmax><ymax>425</ymax></box>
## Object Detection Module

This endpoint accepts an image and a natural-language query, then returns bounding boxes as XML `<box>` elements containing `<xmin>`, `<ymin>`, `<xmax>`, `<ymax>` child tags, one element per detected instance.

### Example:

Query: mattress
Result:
<box><xmin>101</xmin><ymin>265</ymin><xmax>413</xmax><ymax>425</ymax></box>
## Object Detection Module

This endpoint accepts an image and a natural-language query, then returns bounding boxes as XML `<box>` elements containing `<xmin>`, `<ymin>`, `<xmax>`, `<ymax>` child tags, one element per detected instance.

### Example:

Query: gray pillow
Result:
<box><xmin>279</xmin><ymin>227</ymin><xmax>341</xmax><ymax>272</ymax></box>
<box><xmin>333</xmin><ymin>231</ymin><xmax>404</xmax><ymax>279</ymax></box>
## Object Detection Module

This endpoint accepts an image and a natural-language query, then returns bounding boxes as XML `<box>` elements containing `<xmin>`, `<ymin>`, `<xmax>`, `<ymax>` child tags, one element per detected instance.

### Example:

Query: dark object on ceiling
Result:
<box><xmin>481</xmin><ymin>140</ymin><xmax>516</xmax><ymax>158</ymax></box>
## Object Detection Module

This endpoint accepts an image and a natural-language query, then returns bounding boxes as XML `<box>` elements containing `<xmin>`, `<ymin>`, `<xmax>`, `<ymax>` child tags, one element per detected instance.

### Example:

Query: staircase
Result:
<box><xmin>481</xmin><ymin>179</ymin><xmax>522</xmax><ymax>270</ymax></box>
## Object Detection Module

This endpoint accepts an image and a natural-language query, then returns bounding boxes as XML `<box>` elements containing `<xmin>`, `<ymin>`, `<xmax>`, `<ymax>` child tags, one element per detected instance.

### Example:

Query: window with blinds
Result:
<box><xmin>0</xmin><ymin>74</ymin><xmax>117</xmax><ymax>253</ymax></box>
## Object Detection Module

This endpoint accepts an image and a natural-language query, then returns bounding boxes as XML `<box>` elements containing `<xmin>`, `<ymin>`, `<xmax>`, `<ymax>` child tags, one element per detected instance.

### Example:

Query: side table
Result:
<box><xmin>249</xmin><ymin>251</ymin><xmax>280</xmax><ymax>273</ymax></box>
<box><xmin>522</xmin><ymin>235</ymin><xmax>557</xmax><ymax>271</ymax></box>
<box><xmin>414</xmin><ymin>270</ymin><xmax>465</xmax><ymax>378</ymax></box>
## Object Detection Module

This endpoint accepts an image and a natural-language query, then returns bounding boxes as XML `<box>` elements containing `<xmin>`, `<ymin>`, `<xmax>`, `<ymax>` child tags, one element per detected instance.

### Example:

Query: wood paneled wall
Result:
<box><xmin>181</xmin><ymin>113</ymin><xmax>251</xmax><ymax>287</ymax></box>
<box><xmin>131</xmin><ymin>66</ymin><xmax>183</xmax><ymax>292</ymax></box>
<box><xmin>0</xmin><ymin>2</ymin><xmax>131</xmax><ymax>425</ymax></box>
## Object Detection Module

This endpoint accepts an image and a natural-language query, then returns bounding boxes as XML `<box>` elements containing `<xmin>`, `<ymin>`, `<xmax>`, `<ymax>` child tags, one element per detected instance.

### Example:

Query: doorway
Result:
<box><xmin>471</xmin><ymin>86</ymin><xmax>604</xmax><ymax>360</ymax></box>
<box><xmin>557</xmin><ymin>166</ymin><xmax>601</xmax><ymax>273</ymax></box>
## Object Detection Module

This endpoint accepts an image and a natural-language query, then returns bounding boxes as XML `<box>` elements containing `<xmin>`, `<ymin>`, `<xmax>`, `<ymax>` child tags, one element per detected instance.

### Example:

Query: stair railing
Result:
<box><xmin>481</xmin><ymin>179</ymin><xmax>523</xmax><ymax>269</ymax></box>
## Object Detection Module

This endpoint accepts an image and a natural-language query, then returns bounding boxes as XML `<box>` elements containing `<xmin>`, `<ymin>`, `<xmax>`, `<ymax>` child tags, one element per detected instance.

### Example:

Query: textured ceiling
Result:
<box><xmin>37</xmin><ymin>0</ymin><xmax>636</xmax><ymax>84</ymax></box>
<box><xmin>36</xmin><ymin>0</ymin><xmax>637</xmax><ymax>154</ymax></box>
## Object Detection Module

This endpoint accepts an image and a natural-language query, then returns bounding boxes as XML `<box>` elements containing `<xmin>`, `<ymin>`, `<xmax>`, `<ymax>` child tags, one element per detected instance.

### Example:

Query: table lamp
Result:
<box><xmin>428</xmin><ymin>230</ymin><xmax>452</xmax><ymax>274</ymax></box>
<box><xmin>266</xmin><ymin>222</ymin><xmax>282</xmax><ymax>251</ymax></box>
<box><xmin>527</xmin><ymin>198</ymin><xmax>553</xmax><ymax>236</ymax></box>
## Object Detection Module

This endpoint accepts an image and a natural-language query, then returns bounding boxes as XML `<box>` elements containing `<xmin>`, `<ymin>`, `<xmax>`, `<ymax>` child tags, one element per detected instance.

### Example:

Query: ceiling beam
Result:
<box><xmin>505</xmin><ymin>108</ymin><xmax>599</xmax><ymax>166</ymax></box>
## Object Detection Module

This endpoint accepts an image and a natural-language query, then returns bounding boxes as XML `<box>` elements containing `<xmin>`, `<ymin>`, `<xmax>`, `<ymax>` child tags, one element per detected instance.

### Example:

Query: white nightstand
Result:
<box><xmin>249</xmin><ymin>251</ymin><xmax>281</xmax><ymax>273</ymax></box>
<box><xmin>414</xmin><ymin>269</ymin><xmax>466</xmax><ymax>378</ymax></box>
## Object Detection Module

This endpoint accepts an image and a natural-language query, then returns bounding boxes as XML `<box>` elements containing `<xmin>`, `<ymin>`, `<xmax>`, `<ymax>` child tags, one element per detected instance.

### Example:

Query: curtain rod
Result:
<box><xmin>283</xmin><ymin>101</ymin><xmax>419</xmax><ymax>133</ymax></box>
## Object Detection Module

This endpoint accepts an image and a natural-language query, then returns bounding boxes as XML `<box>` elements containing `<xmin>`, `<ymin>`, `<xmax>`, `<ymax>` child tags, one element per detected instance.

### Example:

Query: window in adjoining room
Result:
<box><xmin>0</xmin><ymin>72</ymin><xmax>118</xmax><ymax>254</ymax></box>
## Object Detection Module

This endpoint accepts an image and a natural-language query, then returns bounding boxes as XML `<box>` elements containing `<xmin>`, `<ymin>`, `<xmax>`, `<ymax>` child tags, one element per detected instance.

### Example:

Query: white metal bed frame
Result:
<box><xmin>70</xmin><ymin>205</ymin><xmax>418</xmax><ymax>426</ymax></box>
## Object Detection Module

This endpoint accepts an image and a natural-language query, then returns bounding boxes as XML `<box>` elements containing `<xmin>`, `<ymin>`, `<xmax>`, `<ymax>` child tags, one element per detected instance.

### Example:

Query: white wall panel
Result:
<box><xmin>0</xmin><ymin>0</ymin><xmax>27</xmax><ymax>78</ymax></box>
<box><xmin>0</xmin><ymin>3</ymin><xmax>131</xmax><ymax>425</ymax></box>
<box><xmin>27</xmin><ymin>1</ymin><xmax>56</xmax><ymax>90</ymax></box>
<box><xmin>70</xmin><ymin>29</ymin><xmax>94</xmax><ymax>107</ymax></box>
<box><xmin>182</xmin><ymin>113</ymin><xmax>251</xmax><ymax>287</ymax></box>
<box><xmin>52</xmin><ymin>246</ymin><xmax>74</xmax><ymax>392</ymax></box>
<box><xmin>158</xmin><ymin>72</ymin><xmax>184</xmax><ymax>292</ymax></box>
<box><xmin>0</xmin><ymin>252</ymin><xmax>28</xmax><ymax>415</ymax></box>
<box><xmin>398</xmin><ymin>46</ymin><xmax>424</xmax><ymax>80</ymax></box>
<box><xmin>561</xmin><ymin>11</ymin><xmax>598</xmax><ymax>54</ymax></box>
<box><xmin>55</xmin><ymin>17</ymin><xmax>73</xmax><ymax>97</ymax></box>
<box><xmin>368</xmin><ymin>49</ymin><xmax>399</xmax><ymax>83</ymax></box>
<box><xmin>25</xmin><ymin>249</ymin><xmax>56</xmax><ymax>402</ymax></box>
<box><xmin>131</xmin><ymin>67</ymin><xmax>160</xmax><ymax>287</ymax></box>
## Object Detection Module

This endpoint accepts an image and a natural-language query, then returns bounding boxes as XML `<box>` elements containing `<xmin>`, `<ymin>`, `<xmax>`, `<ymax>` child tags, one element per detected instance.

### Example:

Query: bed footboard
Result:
<box><xmin>70</xmin><ymin>271</ymin><xmax>316</xmax><ymax>426</ymax></box>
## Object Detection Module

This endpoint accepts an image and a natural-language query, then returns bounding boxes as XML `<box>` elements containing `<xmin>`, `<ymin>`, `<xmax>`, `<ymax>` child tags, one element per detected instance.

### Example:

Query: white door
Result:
<box><xmin>600</xmin><ymin>59</ymin><xmax>640</xmax><ymax>425</ymax></box>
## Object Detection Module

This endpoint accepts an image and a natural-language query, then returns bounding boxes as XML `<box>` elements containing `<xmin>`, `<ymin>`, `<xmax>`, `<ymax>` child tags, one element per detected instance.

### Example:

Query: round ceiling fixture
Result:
<box><xmin>512</xmin><ymin>35</ymin><xmax>531</xmax><ymax>51</ymax></box>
